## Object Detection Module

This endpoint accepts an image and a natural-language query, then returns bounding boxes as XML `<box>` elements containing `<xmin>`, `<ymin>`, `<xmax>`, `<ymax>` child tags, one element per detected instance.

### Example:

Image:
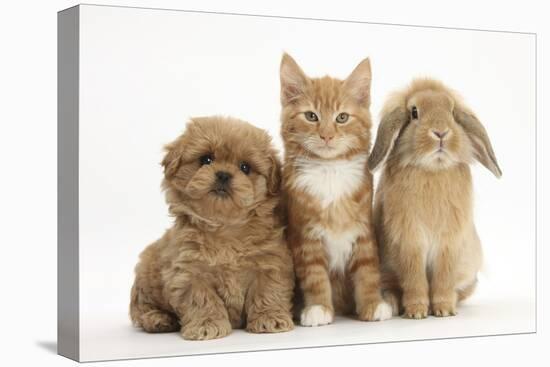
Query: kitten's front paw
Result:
<box><xmin>247</xmin><ymin>310</ymin><xmax>294</xmax><ymax>333</ymax></box>
<box><xmin>431</xmin><ymin>302</ymin><xmax>457</xmax><ymax>317</ymax></box>
<box><xmin>358</xmin><ymin>301</ymin><xmax>393</xmax><ymax>321</ymax></box>
<box><xmin>382</xmin><ymin>290</ymin><xmax>401</xmax><ymax>316</ymax></box>
<box><xmin>300</xmin><ymin>305</ymin><xmax>334</xmax><ymax>327</ymax></box>
<box><xmin>403</xmin><ymin>303</ymin><xmax>429</xmax><ymax>319</ymax></box>
<box><xmin>181</xmin><ymin>318</ymin><xmax>232</xmax><ymax>341</ymax></box>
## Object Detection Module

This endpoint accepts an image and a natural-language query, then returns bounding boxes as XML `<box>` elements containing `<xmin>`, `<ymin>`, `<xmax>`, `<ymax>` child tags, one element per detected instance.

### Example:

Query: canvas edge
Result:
<box><xmin>58</xmin><ymin>4</ymin><xmax>80</xmax><ymax>362</ymax></box>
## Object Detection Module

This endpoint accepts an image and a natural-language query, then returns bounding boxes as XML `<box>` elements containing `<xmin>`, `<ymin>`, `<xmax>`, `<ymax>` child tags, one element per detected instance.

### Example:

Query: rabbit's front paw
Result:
<box><xmin>431</xmin><ymin>301</ymin><xmax>457</xmax><ymax>317</ymax></box>
<box><xmin>403</xmin><ymin>303</ymin><xmax>429</xmax><ymax>319</ymax></box>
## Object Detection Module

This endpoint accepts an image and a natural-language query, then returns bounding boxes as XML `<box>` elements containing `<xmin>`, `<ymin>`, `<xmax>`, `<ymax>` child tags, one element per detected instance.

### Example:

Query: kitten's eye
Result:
<box><xmin>304</xmin><ymin>111</ymin><xmax>319</xmax><ymax>122</ymax></box>
<box><xmin>239</xmin><ymin>162</ymin><xmax>251</xmax><ymax>175</ymax></box>
<box><xmin>411</xmin><ymin>106</ymin><xmax>419</xmax><ymax>120</ymax></box>
<box><xmin>199</xmin><ymin>154</ymin><xmax>214</xmax><ymax>165</ymax></box>
<box><xmin>336</xmin><ymin>112</ymin><xmax>349</xmax><ymax>124</ymax></box>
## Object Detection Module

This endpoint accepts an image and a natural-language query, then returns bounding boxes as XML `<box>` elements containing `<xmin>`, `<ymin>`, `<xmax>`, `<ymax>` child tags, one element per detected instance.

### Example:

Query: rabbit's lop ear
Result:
<box><xmin>368</xmin><ymin>106</ymin><xmax>409</xmax><ymax>172</ymax></box>
<box><xmin>454</xmin><ymin>108</ymin><xmax>502</xmax><ymax>178</ymax></box>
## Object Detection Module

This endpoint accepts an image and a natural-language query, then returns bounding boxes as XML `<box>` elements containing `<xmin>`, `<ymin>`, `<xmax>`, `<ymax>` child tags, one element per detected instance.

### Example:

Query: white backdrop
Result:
<box><xmin>75</xmin><ymin>4</ymin><xmax>536</xmax><ymax>361</ymax></box>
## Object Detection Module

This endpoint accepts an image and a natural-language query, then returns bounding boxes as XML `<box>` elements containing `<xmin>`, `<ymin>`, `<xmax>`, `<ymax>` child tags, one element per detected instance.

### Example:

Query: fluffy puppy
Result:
<box><xmin>130</xmin><ymin>116</ymin><xmax>295</xmax><ymax>340</ymax></box>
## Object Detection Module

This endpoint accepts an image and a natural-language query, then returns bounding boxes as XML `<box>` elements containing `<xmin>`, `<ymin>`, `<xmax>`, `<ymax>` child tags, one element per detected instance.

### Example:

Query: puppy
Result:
<box><xmin>130</xmin><ymin>116</ymin><xmax>295</xmax><ymax>340</ymax></box>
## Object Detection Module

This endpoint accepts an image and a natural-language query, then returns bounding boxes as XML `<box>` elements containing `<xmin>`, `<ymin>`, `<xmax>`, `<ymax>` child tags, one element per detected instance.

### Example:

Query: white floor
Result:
<box><xmin>80</xmin><ymin>294</ymin><xmax>535</xmax><ymax>362</ymax></box>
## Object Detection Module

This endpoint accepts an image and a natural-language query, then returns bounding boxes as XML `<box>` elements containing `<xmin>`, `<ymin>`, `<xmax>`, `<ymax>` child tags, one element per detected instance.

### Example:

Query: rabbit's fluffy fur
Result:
<box><xmin>368</xmin><ymin>79</ymin><xmax>501</xmax><ymax>319</ymax></box>
<box><xmin>130</xmin><ymin>117</ymin><xmax>294</xmax><ymax>340</ymax></box>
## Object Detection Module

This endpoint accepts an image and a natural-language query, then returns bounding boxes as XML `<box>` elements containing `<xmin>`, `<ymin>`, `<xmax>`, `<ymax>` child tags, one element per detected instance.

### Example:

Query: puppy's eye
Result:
<box><xmin>239</xmin><ymin>162</ymin><xmax>251</xmax><ymax>175</ymax></box>
<box><xmin>199</xmin><ymin>154</ymin><xmax>214</xmax><ymax>165</ymax></box>
<box><xmin>304</xmin><ymin>111</ymin><xmax>319</xmax><ymax>122</ymax></box>
<box><xmin>336</xmin><ymin>112</ymin><xmax>349</xmax><ymax>124</ymax></box>
<box><xmin>411</xmin><ymin>106</ymin><xmax>419</xmax><ymax>120</ymax></box>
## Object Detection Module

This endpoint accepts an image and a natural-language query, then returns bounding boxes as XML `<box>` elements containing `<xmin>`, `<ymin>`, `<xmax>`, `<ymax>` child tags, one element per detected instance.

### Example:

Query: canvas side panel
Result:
<box><xmin>57</xmin><ymin>5</ymin><xmax>80</xmax><ymax>362</ymax></box>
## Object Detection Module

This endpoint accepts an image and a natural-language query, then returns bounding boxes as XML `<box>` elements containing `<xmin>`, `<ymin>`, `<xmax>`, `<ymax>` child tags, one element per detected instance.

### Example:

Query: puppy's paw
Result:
<box><xmin>139</xmin><ymin>310</ymin><xmax>180</xmax><ymax>333</ymax></box>
<box><xmin>247</xmin><ymin>311</ymin><xmax>294</xmax><ymax>333</ymax></box>
<box><xmin>431</xmin><ymin>301</ymin><xmax>457</xmax><ymax>317</ymax></box>
<box><xmin>181</xmin><ymin>318</ymin><xmax>232</xmax><ymax>341</ymax></box>
<box><xmin>403</xmin><ymin>303</ymin><xmax>429</xmax><ymax>319</ymax></box>
<box><xmin>300</xmin><ymin>305</ymin><xmax>334</xmax><ymax>327</ymax></box>
<box><xmin>358</xmin><ymin>301</ymin><xmax>393</xmax><ymax>321</ymax></box>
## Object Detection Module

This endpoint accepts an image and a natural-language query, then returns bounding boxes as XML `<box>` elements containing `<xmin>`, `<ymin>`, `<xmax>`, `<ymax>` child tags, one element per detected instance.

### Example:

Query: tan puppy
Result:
<box><xmin>130</xmin><ymin>116</ymin><xmax>295</xmax><ymax>340</ymax></box>
<box><xmin>368</xmin><ymin>79</ymin><xmax>502</xmax><ymax>319</ymax></box>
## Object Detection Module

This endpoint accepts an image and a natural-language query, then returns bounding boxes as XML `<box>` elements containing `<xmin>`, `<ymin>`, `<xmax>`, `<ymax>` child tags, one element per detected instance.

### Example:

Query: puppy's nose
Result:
<box><xmin>215</xmin><ymin>171</ymin><xmax>232</xmax><ymax>184</ymax></box>
<box><xmin>320</xmin><ymin>134</ymin><xmax>334</xmax><ymax>144</ymax></box>
<box><xmin>431</xmin><ymin>129</ymin><xmax>449</xmax><ymax>139</ymax></box>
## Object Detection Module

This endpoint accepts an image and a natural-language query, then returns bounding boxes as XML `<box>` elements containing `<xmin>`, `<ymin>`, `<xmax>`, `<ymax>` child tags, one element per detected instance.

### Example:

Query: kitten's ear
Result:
<box><xmin>344</xmin><ymin>57</ymin><xmax>372</xmax><ymax>106</ymax></box>
<box><xmin>280</xmin><ymin>53</ymin><xmax>309</xmax><ymax>105</ymax></box>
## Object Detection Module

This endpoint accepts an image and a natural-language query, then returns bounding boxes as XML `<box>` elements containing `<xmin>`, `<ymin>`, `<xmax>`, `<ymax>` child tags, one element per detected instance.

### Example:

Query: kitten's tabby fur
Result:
<box><xmin>280</xmin><ymin>53</ymin><xmax>392</xmax><ymax>326</ymax></box>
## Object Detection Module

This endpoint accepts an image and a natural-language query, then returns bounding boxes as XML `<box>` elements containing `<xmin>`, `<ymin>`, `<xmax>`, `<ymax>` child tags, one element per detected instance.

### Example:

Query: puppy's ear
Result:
<box><xmin>454</xmin><ymin>108</ymin><xmax>502</xmax><ymax>178</ymax></box>
<box><xmin>267</xmin><ymin>152</ymin><xmax>282</xmax><ymax>195</ymax></box>
<box><xmin>368</xmin><ymin>106</ymin><xmax>409</xmax><ymax>172</ymax></box>
<box><xmin>343</xmin><ymin>57</ymin><xmax>372</xmax><ymax>106</ymax></box>
<box><xmin>280</xmin><ymin>53</ymin><xmax>309</xmax><ymax>106</ymax></box>
<box><xmin>161</xmin><ymin>142</ymin><xmax>182</xmax><ymax>179</ymax></box>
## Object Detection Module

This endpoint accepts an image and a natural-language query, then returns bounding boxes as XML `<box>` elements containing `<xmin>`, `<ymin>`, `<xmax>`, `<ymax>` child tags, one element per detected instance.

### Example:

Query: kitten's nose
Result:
<box><xmin>215</xmin><ymin>171</ymin><xmax>232</xmax><ymax>184</ymax></box>
<box><xmin>431</xmin><ymin>129</ymin><xmax>449</xmax><ymax>140</ymax></box>
<box><xmin>320</xmin><ymin>134</ymin><xmax>334</xmax><ymax>144</ymax></box>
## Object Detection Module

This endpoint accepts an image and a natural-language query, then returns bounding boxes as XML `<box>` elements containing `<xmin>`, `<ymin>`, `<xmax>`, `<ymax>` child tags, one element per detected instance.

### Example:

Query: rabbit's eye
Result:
<box><xmin>411</xmin><ymin>106</ymin><xmax>419</xmax><ymax>120</ymax></box>
<box><xmin>304</xmin><ymin>111</ymin><xmax>319</xmax><ymax>122</ymax></box>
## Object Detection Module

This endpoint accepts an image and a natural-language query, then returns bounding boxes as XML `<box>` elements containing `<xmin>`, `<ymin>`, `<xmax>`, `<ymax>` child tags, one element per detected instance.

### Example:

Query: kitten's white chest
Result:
<box><xmin>293</xmin><ymin>154</ymin><xmax>367</xmax><ymax>208</ymax></box>
<box><xmin>321</xmin><ymin>227</ymin><xmax>362</xmax><ymax>273</ymax></box>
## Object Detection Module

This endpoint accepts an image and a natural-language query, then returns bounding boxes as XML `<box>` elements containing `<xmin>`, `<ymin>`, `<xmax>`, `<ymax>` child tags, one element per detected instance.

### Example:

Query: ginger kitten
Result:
<box><xmin>280</xmin><ymin>53</ymin><xmax>392</xmax><ymax>326</ymax></box>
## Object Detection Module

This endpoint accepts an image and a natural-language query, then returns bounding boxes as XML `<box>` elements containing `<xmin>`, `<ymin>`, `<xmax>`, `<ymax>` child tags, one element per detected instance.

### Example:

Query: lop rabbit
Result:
<box><xmin>368</xmin><ymin>79</ymin><xmax>501</xmax><ymax>318</ymax></box>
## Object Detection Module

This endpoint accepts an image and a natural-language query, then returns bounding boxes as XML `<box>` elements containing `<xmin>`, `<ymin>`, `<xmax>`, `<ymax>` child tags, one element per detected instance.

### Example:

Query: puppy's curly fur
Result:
<box><xmin>130</xmin><ymin>116</ymin><xmax>295</xmax><ymax>340</ymax></box>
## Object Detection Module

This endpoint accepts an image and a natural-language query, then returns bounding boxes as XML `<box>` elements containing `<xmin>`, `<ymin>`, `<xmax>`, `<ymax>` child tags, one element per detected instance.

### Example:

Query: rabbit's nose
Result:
<box><xmin>431</xmin><ymin>129</ymin><xmax>449</xmax><ymax>139</ymax></box>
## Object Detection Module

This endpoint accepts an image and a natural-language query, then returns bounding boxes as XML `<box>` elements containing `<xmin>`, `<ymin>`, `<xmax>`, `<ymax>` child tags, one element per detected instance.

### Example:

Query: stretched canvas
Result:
<box><xmin>58</xmin><ymin>4</ymin><xmax>536</xmax><ymax>362</ymax></box>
